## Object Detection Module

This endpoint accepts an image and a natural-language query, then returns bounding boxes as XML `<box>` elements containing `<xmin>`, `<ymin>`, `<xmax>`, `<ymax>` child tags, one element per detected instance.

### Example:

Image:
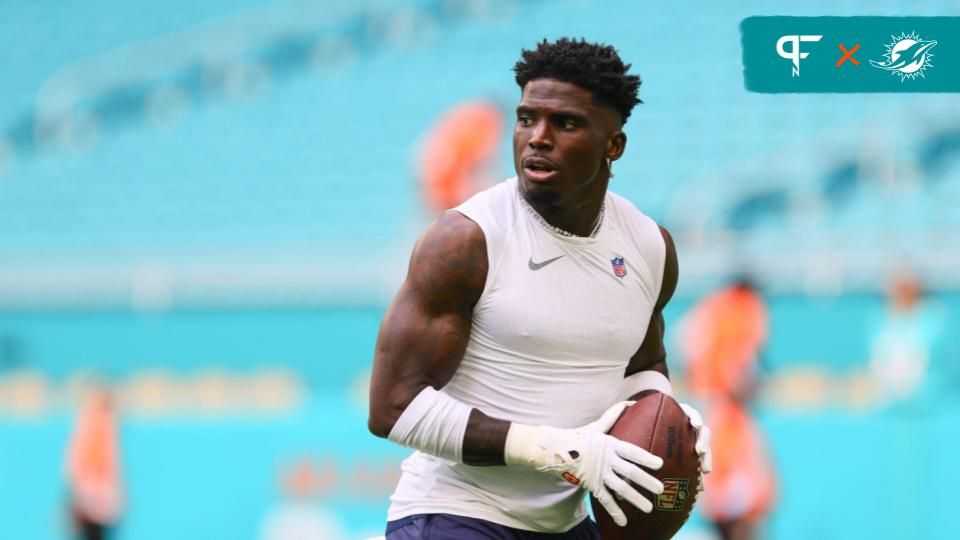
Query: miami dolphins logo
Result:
<box><xmin>870</xmin><ymin>31</ymin><xmax>937</xmax><ymax>81</ymax></box>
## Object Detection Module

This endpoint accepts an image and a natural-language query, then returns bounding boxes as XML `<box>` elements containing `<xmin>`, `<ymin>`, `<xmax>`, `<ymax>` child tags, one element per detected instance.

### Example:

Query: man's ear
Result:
<box><xmin>607</xmin><ymin>131</ymin><xmax>626</xmax><ymax>161</ymax></box>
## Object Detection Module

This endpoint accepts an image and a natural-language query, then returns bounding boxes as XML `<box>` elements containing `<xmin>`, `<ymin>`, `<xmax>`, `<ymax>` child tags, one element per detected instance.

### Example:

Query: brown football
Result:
<box><xmin>590</xmin><ymin>390</ymin><xmax>701</xmax><ymax>539</ymax></box>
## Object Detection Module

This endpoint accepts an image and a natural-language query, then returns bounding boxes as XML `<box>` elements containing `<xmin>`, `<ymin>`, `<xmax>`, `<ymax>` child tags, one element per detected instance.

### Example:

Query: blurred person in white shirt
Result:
<box><xmin>869</xmin><ymin>271</ymin><xmax>947</xmax><ymax>408</ymax></box>
<box><xmin>260</xmin><ymin>456</ymin><xmax>347</xmax><ymax>540</ymax></box>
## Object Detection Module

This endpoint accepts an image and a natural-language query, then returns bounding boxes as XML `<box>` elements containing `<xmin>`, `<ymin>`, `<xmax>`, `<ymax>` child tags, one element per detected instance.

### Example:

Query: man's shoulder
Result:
<box><xmin>605</xmin><ymin>189</ymin><xmax>661</xmax><ymax>234</ymax></box>
<box><xmin>606</xmin><ymin>189</ymin><xmax>648</xmax><ymax>218</ymax></box>
<box><xmin>456</xmin><ymin>177</ymin><xmax>517</xmax><ymax>212</ymax></box>
<box><xmin>408</xmin><ymin>211</ymin><xmax>487</xmax><ymax>309</ymax></box>
<box><xmin>427</xmin><ymin>210</ymin><xmax>486</xmax><ymax>249</ymax></box>
<box><xmin>605</xmin><ymin>189</ymin><xmax>672</xmax><ymax>273</ymax></box>
<box><xmin>453</xmin><ymin>177</ymin><xmax>519</xmax><ymax>240</ymax></box>
<box><xmin>420</xmin><ymin>178</ymin><xmax>519</xmax><ymax>252</ymax></box>
<box><xmin>603</xmin><ymin>191</ymin><xmax>676</xmax><ymax>309</ymax></box>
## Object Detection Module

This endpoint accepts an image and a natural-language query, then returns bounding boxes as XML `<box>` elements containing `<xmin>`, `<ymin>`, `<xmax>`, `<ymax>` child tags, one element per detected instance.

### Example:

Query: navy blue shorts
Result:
<box><xmin>385</xmin><ymin>514</ymin><xmax>600</xmax><ymax>540</ymax></box>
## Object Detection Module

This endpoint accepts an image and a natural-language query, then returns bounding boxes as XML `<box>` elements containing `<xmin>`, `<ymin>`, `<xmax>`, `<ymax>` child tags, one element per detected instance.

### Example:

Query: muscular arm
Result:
<box><xmin>367</xmin><ymin>211</ymin><xmax>509</xmax><ymax>465</ymax></box>
<box><xmin>624</xmin><ymin>225</ymin><xmax>679</xmax><ymax>387</ymax></box>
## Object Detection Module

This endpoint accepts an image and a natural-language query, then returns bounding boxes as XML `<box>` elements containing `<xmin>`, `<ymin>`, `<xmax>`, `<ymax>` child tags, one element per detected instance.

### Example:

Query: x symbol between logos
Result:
<box><xmin>836</xmin><ymin>43</ymin><xmax>860</xmax><ymax>67</ymax></box>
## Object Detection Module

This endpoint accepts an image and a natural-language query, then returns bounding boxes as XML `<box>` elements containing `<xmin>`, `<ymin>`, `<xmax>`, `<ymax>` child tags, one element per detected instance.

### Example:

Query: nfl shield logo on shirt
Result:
<box><xmin>611</xmin><ymin>257</ymin><xmax>627</xmax><ymax>278</ymax></box>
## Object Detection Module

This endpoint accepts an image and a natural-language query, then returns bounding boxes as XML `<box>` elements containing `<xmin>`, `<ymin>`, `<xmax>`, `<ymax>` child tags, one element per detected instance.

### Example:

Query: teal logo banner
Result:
<box><xmin>742</xmin><ymin>16</ymin><xmax>960</xmax><ymax>92</ymax></box>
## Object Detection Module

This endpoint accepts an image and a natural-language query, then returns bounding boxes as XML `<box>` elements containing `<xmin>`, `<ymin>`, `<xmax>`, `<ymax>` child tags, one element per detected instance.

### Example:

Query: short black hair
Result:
<box><xmin>513</xmin><ymin>37</ymin><xmax>642</xmax><ymax>124</ymax></box>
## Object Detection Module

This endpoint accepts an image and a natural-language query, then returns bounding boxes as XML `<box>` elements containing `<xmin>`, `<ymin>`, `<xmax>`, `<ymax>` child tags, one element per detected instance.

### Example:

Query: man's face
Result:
<box><xmin>513</xmin><ymin>78</ymin><xmax>624</xmax><ymax>206</ymax></box>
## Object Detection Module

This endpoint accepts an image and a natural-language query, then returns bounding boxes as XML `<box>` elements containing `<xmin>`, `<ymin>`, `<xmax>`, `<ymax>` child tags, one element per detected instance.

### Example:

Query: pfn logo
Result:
<box><xmin>777</xmin><ymin>34</ymin><xmax>823</xmax><ymax>76</ymax></box>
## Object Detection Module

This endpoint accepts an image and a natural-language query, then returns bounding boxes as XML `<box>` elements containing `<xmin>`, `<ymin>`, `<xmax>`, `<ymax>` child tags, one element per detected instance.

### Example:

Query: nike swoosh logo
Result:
<box><xmin>528</xmin><ymin>255</ymin><xmax>565</xmax><ymax>271</ymax></box>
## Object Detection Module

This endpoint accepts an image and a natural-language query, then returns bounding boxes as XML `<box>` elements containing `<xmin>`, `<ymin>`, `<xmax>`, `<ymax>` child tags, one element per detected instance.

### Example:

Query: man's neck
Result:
<box><xmin>521</xmin><ymin>176</ymin><xmax>610</xmax><ymax>237</ymax></box>
<box><xmin>527</xmin><ymin>197</ymin><xmax>604</xmax><ymax>237</ymax></box>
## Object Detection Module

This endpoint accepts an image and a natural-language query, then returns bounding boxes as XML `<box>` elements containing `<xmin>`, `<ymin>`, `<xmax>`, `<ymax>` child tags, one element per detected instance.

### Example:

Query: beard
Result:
<box><xmin>524</xmin><ymin>185</ymin><xmax>561</xmax><ymax>206</ymax></box>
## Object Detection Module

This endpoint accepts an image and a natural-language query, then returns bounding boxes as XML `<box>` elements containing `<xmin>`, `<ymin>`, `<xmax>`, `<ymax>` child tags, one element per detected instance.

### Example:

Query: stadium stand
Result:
<box><xmin>0</xmin><ymin>1</ymin><xmax>958</xmax><ymax>539</ymax></box>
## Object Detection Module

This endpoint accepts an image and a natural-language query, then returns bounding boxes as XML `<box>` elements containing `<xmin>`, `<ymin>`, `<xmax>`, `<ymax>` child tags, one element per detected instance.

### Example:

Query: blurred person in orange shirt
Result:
<box><xmin>417</xmin><ymin>100</ymin><xmax>503</xmax><ymax>214</ymax></box>
<box><xmin>65</xmin><ymin>388</ymin><xmax>123</xmax><ymax>540</ymax></box>
<box><xmin>677</xmin><ymin>278</ymin><xmax>776</xmax><ymax>540</ymax></box>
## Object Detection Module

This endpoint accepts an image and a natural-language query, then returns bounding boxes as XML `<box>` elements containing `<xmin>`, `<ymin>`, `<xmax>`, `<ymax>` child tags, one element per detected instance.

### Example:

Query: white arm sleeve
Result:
<box><xmin>618</xmin><ymin>370</ymin><xmax>673</xmax><ymax>401</ymax></box>
<box><xmin>386</xmin><ymin>386</ymin><xmax>473</xmax><ymax>463</ymax></box>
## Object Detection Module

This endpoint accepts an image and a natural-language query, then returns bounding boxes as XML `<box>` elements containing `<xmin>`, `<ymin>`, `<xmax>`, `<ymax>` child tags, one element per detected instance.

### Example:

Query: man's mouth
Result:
<box><xmin>523</xmin><ymin>157</ymin><xmax>558</xmax><ymax>182</ymax></box>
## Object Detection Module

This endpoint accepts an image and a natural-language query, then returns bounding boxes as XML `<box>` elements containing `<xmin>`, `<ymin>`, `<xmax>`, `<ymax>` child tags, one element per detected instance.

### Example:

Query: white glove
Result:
<box><xmin>504</xmin><ymin>401</ymin><xmax>664</xmax><ymax>527</ymax></box>
<box><xmin>678</xmin><ymin>402</ymin><xmax>712</xmax><ymax>490</ymax></box>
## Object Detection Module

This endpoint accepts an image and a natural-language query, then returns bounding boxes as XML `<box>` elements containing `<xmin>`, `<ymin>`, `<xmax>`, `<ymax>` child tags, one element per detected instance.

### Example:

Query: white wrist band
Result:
<box><xmin>619</xmin><ymin>370</ymin><xmax>673</xmax><ymax>401</ymax></box>
<box><xmin>387</xmin><ymin>386</ymin><xmax>472</xmax><ymax>463</ymax></box>
<box><xmin>503</xmin><ymin>423</ymin><xmax>547</xmax><ymax>467</ymax></box>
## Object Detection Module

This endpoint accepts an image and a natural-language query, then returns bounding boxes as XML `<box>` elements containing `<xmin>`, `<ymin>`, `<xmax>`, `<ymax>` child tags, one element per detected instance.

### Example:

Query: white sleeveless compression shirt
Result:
<box><xmin>387</xmin><ymin>177</ymin><xmax>666</xmax><ymax>532</ymax></box>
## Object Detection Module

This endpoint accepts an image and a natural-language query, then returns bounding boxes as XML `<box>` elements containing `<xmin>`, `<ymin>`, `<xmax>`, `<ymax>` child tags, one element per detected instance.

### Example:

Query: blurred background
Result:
<box><xmin>0</xmin><ymin>0</ymin><xmax>958</xmax><ymax>539</ymax></box>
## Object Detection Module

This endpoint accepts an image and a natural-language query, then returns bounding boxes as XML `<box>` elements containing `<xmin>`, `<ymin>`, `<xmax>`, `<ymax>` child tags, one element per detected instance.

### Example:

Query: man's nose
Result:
<box><xmin>528</xmin><ymin>121</ymin><xmax>553</xmax><ymax>150</ymax></box>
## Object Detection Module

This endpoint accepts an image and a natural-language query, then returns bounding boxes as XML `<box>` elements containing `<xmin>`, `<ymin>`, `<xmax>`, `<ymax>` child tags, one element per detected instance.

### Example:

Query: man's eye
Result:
<box><xmin>559</xmin><ymin>119</ymin><xmax>577</xmax><ymax>129</ymax></box>
<box><xmin>518</xmin><ymin>116</ymin><xmax>533</xmax><ymax>127</ymax></box>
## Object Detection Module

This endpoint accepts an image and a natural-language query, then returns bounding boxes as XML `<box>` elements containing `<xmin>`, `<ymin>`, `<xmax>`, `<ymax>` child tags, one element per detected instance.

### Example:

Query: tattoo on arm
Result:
<box><xmin>369</xmin><ymin>211</ymin><xmax>511</xmax><ymax>466</ymax></box>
